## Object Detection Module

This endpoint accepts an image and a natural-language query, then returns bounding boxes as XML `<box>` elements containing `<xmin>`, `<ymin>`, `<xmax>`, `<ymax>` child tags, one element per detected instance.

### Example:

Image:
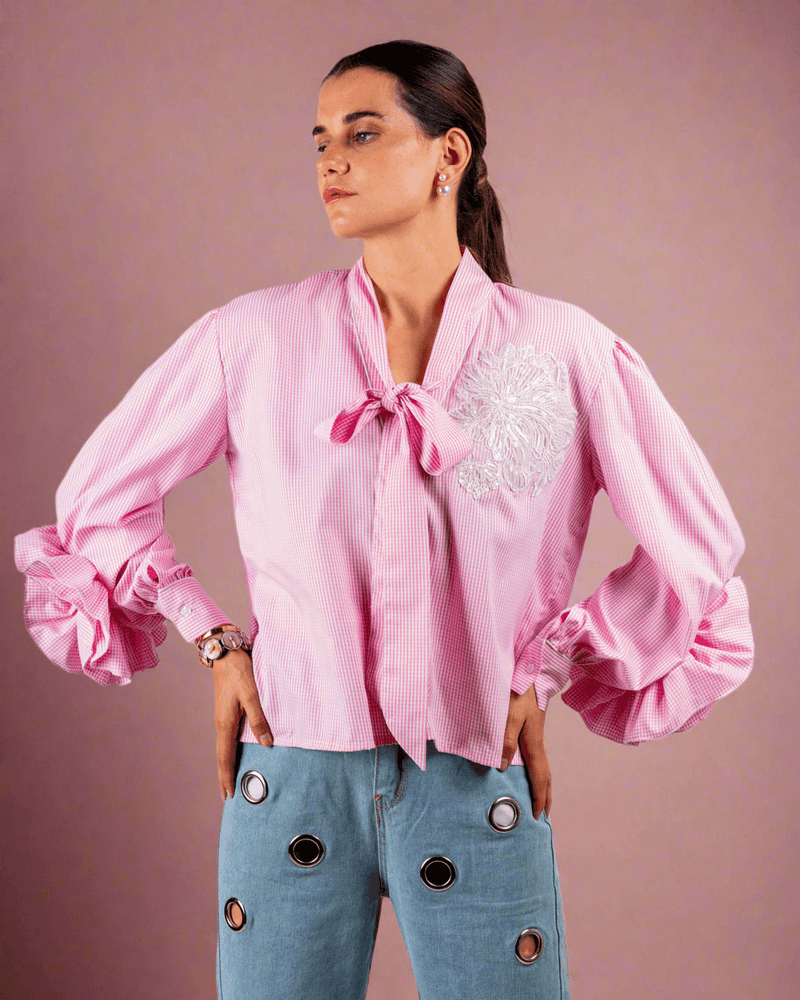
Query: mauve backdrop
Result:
<box><xmin>2</xmin><ymin>2</ymin><xmax>797</xmax><ymax>998</ymax></box>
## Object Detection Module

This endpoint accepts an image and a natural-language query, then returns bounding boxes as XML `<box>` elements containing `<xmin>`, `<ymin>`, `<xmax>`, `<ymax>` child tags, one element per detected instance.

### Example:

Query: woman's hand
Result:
<box><xmin>212</xmin><ymin>647</ymin><xmax>273</xmax><ymax>802</ymax></box>
<box><xmin>499</xmin><ymin>683</ymin><xmax>552</xmax><ymax>821</ymax></box>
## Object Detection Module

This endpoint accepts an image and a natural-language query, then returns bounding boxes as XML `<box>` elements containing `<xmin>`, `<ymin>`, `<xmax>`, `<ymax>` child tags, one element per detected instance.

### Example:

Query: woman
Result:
<box><xmin>14</xmin><ymin>39</ymin><xmax>753</xmax><ymax>1000</ymax></box>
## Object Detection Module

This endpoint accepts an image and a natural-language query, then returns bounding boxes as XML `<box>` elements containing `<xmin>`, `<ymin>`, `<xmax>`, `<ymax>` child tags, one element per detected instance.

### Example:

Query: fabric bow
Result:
<box><xmin>314</xmin><ymin>382</ymin><xmax>475</xmax><ymax>771</ymax></box>
<box><xmin>314</xmin><ymin>382</ymin><xmax>474</xmax><ymax>474</ymax></box>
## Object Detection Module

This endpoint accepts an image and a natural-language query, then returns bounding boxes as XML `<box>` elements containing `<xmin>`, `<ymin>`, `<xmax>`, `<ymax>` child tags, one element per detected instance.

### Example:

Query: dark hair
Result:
<box><xmin>322</xmin><ymin>39</ymin><xmax>513</xmax><ymax>286</ymax></box>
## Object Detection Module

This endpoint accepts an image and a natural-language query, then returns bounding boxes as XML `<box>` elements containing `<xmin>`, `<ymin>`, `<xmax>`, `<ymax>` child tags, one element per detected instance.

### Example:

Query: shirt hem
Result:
<box><xmin>237</xmin><ymin>732</ymin><xmax>523</xmax><ymax>768</ymax></box>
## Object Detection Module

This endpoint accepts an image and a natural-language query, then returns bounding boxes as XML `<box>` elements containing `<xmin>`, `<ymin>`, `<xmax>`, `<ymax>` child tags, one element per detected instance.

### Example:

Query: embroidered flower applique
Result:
<box><xmin>448</xmin><ymin>343</ymin><xmax>578</xmax><ymax>498</ymax></box>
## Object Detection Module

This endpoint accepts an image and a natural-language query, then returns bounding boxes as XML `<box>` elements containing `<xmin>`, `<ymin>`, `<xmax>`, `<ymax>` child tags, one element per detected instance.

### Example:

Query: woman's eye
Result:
<box><xmin>316</xmin><ymin>130</ymin><xmax>376</xmax><ymax>154</ymax></box>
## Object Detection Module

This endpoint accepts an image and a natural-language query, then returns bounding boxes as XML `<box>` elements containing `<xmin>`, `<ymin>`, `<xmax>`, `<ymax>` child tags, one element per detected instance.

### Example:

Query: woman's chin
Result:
<box><xmin>329</xmin><ymin>221</ymin><xmax>367</xmax><ymax>240</ymax></box>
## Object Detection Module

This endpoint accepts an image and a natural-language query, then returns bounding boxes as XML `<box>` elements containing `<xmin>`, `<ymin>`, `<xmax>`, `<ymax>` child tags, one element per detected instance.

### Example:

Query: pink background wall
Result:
<box><xmin>3</xmin><ymin>2</ymin><xmax>797</xmax><ymax>997</ymax></box>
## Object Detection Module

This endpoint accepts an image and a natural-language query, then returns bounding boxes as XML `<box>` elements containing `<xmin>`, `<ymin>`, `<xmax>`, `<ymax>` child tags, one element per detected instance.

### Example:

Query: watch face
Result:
<box><xmin>203</xmin><ymin>638</ymin><xmax>223</xmax><ymax>659</ymax></box>
<box><xmin>221</xmin><ymin>630</ymin><xmax>243</xmax><ymax>651</ymax></box>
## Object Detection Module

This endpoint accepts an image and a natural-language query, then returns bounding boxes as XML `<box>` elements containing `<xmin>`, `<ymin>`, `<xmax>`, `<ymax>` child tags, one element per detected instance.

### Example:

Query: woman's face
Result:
<box><xmin>314</xmin><ymin>67</ymin><xmax>458</xmax><ymax>241</ymax></box>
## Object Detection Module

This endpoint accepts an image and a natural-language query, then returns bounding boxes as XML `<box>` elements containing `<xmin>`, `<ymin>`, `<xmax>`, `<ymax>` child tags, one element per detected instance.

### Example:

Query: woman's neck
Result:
<box><xmin>362</xmin><ymin>235</ymin><xmax>463</xmax><ymax>332</ymax></box>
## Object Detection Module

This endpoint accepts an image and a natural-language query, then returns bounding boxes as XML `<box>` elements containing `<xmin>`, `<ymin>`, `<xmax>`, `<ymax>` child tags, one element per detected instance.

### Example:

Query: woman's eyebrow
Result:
<box><xmin>312</xmin><ymin>111</ymin><xmax>385</xmax><ymax>138</ymax></box>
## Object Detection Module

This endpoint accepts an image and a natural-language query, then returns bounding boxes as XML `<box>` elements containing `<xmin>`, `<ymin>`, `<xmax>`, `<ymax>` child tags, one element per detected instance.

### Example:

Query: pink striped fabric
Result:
<box><xmin>13</xmin><ymin>245</ymin><xmax>754</xmax><ymax>772</ymax></box>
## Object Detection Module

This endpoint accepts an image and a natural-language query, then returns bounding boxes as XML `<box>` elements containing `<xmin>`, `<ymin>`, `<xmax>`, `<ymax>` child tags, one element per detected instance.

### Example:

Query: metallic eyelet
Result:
<box><xmin>488</xmin><ymin>796</ymin><xmax>521</xmax><ymax>831</ymax></box>
<box><xmin>288</xmin><ymin>834</ymin><xmax>325</xmax><ymax>867</ymax></box>
<box><xmin>224</xmin><ymin>897</ymin><xmax>246</xmax><ymax>931</ymax></box>
<box><xmin>420</xmin><ymin>855</ymin><xmax>457</xmax><ymax>890</ymax></box>
<box><xmin>515</xmin><ymin>927</ymin><xmax>543</xmax><ymax>963</ymax></box>
<box><xmin>240</xmin><ymin>769</ymin><xmax>268</xmax><ymax>804</ymax></box>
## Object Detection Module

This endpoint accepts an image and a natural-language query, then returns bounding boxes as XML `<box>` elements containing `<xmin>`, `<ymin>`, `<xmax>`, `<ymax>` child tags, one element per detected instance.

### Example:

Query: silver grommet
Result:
<box><xmin>240</xmin><ymin>769</ymin><xmax>268</xmax><ymax>804</ymax></box>
<box><xmin>224</xmin><ymin>897</ymin><xmax>246</xmax><ymax>931</ymax></box>
<box><xmin>488</xmin><ymin>796</ymin><xmax>521</xmax><ymax>832</ymax></box>
<box><xmin>288</xmin><ymin>834</ymin><xmax>325</xmax><ymax>867</ymax></box>
<box><xmin>515</xmin><ymin>927</ymin><xmax>543</xmax><ymax>964</ymax></box>
<box><xmin>420</xmin><ymin>855</ymin><xmax>457</xmax><ymax>890</ymax></box>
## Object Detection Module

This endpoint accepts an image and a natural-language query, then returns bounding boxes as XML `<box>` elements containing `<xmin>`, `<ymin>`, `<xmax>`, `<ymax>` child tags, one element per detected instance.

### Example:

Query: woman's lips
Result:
<box><xmin>325</xmin><ymin>192</ymin><xmax>355</xmax><ymax>203</ymax></box>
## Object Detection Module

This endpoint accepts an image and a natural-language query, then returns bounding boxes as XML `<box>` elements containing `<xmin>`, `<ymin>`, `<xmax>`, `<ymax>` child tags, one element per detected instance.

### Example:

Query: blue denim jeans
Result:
<box><xmin>217</xmin><ymin>739</ymin><xmax>570</xmax><ymax>999</ymax></box>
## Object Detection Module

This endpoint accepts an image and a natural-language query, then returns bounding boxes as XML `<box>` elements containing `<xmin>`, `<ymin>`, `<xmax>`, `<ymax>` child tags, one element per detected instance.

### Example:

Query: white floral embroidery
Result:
<box><xmin>448</xmin><ymin>343</ymin><xmax>577</xmax><ymax>498</ymax></box>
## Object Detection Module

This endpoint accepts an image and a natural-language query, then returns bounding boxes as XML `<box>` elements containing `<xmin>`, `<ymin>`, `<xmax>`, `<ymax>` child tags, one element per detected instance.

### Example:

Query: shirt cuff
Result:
<box><xmin>511</xmin><ymin>630</ymin><xmax>573</xmax><ymax>711</ymax></box>
<box><xmin>154</xmin><ymin>576</ymin><xmax>233</xmax><ymax>643</ymax></box>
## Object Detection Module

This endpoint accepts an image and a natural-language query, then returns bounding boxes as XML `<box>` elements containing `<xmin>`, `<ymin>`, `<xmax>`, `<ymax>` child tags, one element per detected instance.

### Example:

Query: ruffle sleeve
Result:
<box><xmin>13</xmin><ymin>309</ymin><xmax>235</xmax><ymax>685</ymax></box>
<box><xmin>519</xmin><ymin>335</ymin><xmax>754</xmax><ymax>744</ymax></box>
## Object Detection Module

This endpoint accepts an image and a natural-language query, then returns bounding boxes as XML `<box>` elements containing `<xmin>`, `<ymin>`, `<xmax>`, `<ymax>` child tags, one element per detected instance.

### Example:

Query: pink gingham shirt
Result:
<box><xmin>13</xmin><ymin>246</ymin><xmax>754</xmax><ymax>773</ymax></box>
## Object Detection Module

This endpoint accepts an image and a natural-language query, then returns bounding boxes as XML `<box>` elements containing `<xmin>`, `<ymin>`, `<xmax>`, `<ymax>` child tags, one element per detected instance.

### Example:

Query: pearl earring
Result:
<box><xmin>437</xmin><ymin>173</ymin><xmax>451</xmax><ymax>196</ymax></box>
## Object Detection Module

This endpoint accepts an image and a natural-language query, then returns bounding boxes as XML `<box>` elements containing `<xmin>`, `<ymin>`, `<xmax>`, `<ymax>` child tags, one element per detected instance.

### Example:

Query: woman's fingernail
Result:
<box><xmin>221</xmin><ymin>790</ymin><xmax>226</xmax><ymax>804</ymax></box>
<box><xmin>500</xmin><ymin>758</ymin><xmax>508</xmax><ymax>770</ymax></box>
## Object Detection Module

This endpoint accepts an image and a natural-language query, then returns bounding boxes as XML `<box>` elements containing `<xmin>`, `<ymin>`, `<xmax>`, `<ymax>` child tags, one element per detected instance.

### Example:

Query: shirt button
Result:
<box><xmin>179</xmin><ymin>605</ymin><xmax>193</xmax><ymax>618</ymax></box>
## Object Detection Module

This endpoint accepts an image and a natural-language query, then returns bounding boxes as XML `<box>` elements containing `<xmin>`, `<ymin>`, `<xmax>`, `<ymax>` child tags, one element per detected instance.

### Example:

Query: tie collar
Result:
<box><xmin>345</xmin><ymin>244</ymin><xmax>495</xmax><ymax>401</ymax></box>
<box><xmin>312</xmin><ymin>245</ymin><xmax>496</xmax><ymax>772</ymax></box>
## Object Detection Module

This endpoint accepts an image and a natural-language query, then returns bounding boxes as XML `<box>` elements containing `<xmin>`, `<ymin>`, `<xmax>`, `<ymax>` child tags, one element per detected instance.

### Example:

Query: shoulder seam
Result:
<box><xmin>584</xmin><ymin>325</ymin><xmax>619</xmax><ymax>417</ymax></box>
<box><xmin>210</xmin><ymin>308</ymin><xmax>229</xmax><ymax>442</ymax></box>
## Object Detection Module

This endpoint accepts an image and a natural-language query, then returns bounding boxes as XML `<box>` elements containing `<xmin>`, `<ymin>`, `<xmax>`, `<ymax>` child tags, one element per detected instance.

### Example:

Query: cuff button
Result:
<box><xmin>179</xmin><ymin>605</ymin><xmax>193</xmax><ymax>617</ymax></box>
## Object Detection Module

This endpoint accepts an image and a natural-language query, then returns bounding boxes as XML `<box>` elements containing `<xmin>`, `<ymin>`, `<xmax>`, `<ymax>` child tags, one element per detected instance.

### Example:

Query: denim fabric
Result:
<box><xmin>217</xmin><ymin>739</ymin><xmax>570</xmax><ymax>999</ymax></box>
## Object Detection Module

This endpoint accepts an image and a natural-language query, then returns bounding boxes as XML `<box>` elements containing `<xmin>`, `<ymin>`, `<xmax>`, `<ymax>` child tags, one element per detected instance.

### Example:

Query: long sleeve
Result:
<box><xmin>13</xmin><ymin>308</ymin><xmax>235</xmax><ymax>685</ymax></box>
<box><xmin>516</xmin><ymin>335</ymin><xmax>754</xmax><ymax>744</ymax></box>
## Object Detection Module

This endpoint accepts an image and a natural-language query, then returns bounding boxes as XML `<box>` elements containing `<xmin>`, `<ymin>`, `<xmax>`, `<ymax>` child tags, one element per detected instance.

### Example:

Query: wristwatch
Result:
<box><xmin>195</xmin><ymin>623</ymin><xmax>252</xmax><ymax>667</ymax></box>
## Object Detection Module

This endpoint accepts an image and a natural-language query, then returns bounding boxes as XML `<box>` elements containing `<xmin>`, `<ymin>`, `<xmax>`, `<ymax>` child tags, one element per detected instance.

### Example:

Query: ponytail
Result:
<box><xmin>456</xmin><ymin>152</ymin><xmax>513</xmax><ymax>285</ymax></box>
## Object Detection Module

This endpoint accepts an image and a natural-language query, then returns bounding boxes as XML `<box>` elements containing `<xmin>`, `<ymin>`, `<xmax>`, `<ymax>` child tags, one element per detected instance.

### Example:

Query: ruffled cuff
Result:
<box><xmin>561</xmin><ymin>576</ymin><xmax>753</xmax><ymax>744</ymax></box>
<box><xmin>13</xmin><ymin>524</ymin><xmax>166</xmax><ymax>685</ymax></box>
